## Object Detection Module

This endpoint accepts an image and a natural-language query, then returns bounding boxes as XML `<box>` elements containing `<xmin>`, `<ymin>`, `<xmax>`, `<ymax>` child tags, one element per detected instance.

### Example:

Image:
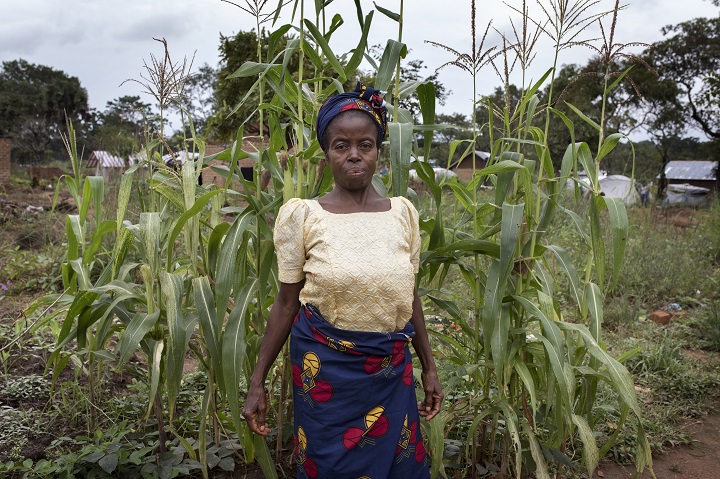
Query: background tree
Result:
<box><xmin>88</xmin><ymin>96</ymin><xmax>155</xmax><ymax>157</ymax></box>
<box><xmin>541</xmin><ymin>58</ymin><xmax>642</xmax><ymax>170</ymax></box>
<box><xmin>170</xmin><ymin>63</ymin><xmax>217</xmax><ymax>137</ymax></box>
<box><xmin>0</xmin><ymin>59</ymin><xmax>89</xmax><ymax>164</ymax></box>
<box><xmin>207</xmin><ymin>30</ymin><xmax>306</xmax><ymax>142</ymax></box>
<box><xmin>648</xmin><ymin>17</ymin><xmax>720</xmax><ymax>141</ymax></box>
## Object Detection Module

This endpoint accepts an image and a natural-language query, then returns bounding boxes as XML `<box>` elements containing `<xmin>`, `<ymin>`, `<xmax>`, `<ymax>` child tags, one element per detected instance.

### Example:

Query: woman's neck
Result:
<box><xmin>318</xmin><ymin>186</ymin><xmax>390</xmax><ymax>214</ymax></box>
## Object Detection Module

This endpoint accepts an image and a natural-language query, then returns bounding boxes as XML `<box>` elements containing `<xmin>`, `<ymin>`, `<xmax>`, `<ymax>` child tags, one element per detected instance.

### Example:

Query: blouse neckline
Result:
<box><xmin>310</xmin><ymin>197</ymin><xmax>395</xmax><ymax>215</ymax></box>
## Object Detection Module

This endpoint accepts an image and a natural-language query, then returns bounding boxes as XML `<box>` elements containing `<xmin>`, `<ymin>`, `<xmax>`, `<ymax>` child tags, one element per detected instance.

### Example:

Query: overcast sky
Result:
<box><xmin>1</xmin><ymin>0</ymin><xmax>717</xmax><ymax>132</ymax></box>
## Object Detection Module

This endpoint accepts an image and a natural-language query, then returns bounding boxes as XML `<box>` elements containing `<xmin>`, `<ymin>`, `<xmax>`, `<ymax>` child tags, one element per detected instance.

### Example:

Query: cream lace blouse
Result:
<box><xmin>274</xmin><ymin>196</ymin><xmax>420</xmax><ymax>332</ymax></box>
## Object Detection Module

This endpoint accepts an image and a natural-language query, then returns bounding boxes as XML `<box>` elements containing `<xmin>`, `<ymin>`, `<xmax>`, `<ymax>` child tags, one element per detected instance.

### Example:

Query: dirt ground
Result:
<box><xmin>596</xmin><ymin>410</ymin><xmax>720</xmax><ymax>478</ymax></box>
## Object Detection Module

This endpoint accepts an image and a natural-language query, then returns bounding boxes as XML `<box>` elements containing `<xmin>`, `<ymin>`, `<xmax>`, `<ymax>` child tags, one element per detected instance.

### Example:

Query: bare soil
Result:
<box><xmin>596</xmin><ymin>409</ymin><xmax>720</xmax><ymax>478</ymax></box>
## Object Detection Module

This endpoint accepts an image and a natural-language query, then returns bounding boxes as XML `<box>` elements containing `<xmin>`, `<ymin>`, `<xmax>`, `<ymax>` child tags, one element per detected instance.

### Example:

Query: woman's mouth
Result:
<box><xmin>346</xmin><ymin>167</ymin><xmax>365</xmax><ymax>176</ymax></box>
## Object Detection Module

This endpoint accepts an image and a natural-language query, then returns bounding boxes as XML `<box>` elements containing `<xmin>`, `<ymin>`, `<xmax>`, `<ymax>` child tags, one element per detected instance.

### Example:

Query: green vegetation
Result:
<box><xmin>0</xmin><ymin>0</ymin><xmax>719</xmax><ymax>478</ymax></box>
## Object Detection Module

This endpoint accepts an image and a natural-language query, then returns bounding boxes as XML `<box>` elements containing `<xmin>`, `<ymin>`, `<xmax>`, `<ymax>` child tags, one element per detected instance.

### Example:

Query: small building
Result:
<box><xmin>661</xmin><ymin>160</ymin><xmax>718</xmax><ymax>192</ymax></box>
<box><xmin>450</xmin><ymin>150</ymin><xmax>491</xmax><ymax>183</ymax></box>
<box><xmin>86</xmin><ymin>151</ymin><xmax>126</xmax><ymax>179</ymax></box>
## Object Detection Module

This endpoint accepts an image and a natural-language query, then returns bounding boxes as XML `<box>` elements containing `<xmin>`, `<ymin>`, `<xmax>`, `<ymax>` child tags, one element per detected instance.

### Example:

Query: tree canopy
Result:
<box><xmin>647</xmin><ymin>17</ymin><xmax>720</xmax><ymax>141</ymax></box>
<box><xmin>0</xmin><ymin>59</ymin><xmax>89</xmax><ymax>163</ymax></box>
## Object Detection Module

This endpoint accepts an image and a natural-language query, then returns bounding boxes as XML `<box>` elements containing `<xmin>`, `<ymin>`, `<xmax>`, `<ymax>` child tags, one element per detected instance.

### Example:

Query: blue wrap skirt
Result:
<box><xmin>290</xmin><ymin>304</ymin><xmax>431</xmax><ymax>479</ymax></box>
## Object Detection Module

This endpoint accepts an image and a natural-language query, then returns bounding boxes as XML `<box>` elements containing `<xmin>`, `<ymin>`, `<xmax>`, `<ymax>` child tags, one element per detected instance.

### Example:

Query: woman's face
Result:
<box><xmin>323</xmin><ymin>111</ymin><xmax>380</xmax><ymax>191</ymax></box>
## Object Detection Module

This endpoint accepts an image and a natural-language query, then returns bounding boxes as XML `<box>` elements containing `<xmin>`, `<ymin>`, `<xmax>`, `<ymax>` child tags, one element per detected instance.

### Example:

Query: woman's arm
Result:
<box><xmin>242</xmin><ymin>280</ymin><xmax>304</xmax><ymax>435</ymax></box>
<box><xmin>410</xmin><ymin>289</ymin><xmax>444</xmax><ymax>421</ymax></box>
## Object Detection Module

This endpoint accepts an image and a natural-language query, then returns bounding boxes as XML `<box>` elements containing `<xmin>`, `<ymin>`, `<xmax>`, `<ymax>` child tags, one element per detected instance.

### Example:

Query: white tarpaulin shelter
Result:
<box><xmin>664</xmin><ymin>184</ymin><xmax>711</xmax><ymax>205</ymax></box>
<box><xmin>566</xmin><ymin>170</ymin><xmax>608</xmax><ymax>190</ymax></box>
<box><xmin>599</xmin><ymin>175</ymin><xmax>639</xmax><ymax>205</ymax></box>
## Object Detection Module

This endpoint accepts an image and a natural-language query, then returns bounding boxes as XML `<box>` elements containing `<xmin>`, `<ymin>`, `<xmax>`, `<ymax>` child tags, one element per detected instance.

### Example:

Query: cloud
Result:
<box><xmin>0</xmin><ymin>12</ymin><xmax>86</xmax><ymax>55</ymax></box>
<box><xmin>112</xmin><ymin>6</ymin><xmax>199</xmax><ymax>43</ymax></box>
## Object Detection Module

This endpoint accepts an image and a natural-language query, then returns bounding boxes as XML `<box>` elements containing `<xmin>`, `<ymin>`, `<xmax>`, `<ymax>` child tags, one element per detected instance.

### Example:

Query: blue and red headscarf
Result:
<box><xmin>317</xmin><ymin>82</ymin><xmax>388</xmax><ymax>150</ymax></box>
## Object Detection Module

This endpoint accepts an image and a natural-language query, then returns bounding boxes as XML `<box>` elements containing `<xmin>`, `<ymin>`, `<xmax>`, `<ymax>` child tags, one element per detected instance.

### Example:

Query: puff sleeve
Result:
<box><xmin>398</xmin><ymin>197</ymin><xmax>421</xmax><ymax>274</ymax></box>
<box><xmin>274</xmin><ymin>198</ymin><xmax>308</xmax><ymax>283</ymax></box>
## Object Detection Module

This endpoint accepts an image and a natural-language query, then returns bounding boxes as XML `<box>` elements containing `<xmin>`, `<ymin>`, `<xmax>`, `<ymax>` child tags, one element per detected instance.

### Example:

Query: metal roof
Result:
<box><xmin>663</xmin><ymin>161</ymin><xmax>718</xmax><ymax>181</ymax></box>
<box><xmin>87</xmin><ymin>151</ymin><xmax>126</xmax><ymax>168</ymax></box>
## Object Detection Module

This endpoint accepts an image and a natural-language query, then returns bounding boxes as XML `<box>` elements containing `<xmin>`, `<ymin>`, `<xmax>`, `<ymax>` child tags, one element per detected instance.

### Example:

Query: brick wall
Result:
<box><xmin>201</xmin><ymin>141</ymin><xmax>263</xmax><ymax>189</ymax></box>
<box><xmin>201</xmin><ymin>144</ymin><xmax>227</xmax><ymax>188</ymax></box>
<box><xmin>0</xmin><ymin>137</ymin><xmax>11</xmax><ymax>186</ymax></box>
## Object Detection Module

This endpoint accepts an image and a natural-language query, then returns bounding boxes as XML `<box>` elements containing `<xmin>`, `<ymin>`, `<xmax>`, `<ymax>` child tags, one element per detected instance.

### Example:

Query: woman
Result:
<box><xmin>242</xmin><ymin>83</ymin><xmax>443</xmax><ymax>478</ymax></box>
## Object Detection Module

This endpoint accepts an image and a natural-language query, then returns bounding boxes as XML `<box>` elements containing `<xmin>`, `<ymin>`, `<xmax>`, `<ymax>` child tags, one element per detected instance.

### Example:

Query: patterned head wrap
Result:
<box><xmin>316</xmin><ymin>82</ymin><xmax>387</xmax><ymax>150</ymax></box>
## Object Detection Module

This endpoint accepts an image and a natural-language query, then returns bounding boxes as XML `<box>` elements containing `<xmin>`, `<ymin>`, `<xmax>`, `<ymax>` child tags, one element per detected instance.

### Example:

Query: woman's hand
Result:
<box><xmin>242</xmin><ymin>383</ymin><xmax>270</xmax><ymax>436</ymax></box>
<box><xmin>418</xmin><ymin>369</ymin><xmax>443</xmax><ymax>421</ymax></box>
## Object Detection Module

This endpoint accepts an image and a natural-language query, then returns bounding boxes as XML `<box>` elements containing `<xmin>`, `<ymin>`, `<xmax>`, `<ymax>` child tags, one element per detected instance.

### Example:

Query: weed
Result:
<box><xmin>626</xmin><ymin>332</ymin><xmax>684</xmax><ymax>379</ymax></box>
<box><xmin>1</xmin><ymin>247</ymin><xmax>63</xmax><ymax>293</ymax></box>
<box><xmin>1</xmin><ymin>374</ymin><xmax>50</xmax><ymax>401</ymax></box>
<box><xmin>694</xmin><ymin>301</ymin><xmax>720</xmax><ymax>352</ymax></box>
<box><xmin>0</xmin><ymin>407</ymin><xmax>32</xmax><ymax>461</ymax></box>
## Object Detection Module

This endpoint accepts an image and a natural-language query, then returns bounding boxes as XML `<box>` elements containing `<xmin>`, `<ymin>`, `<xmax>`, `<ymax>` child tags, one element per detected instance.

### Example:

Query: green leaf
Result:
<box><xmin>576</xmin><ymin>142</ymin><xmax>596</xmax><ymax>191</ymax></box>
<box><xmin>344</xmin><ymin>11</ymin><xmax>374</xmax><ymax>79</ymax></box>
<box><xmin>602</xmin><ymin>196</ymin><xmax>629</xmax><ymax>289</ymax></box>
<box><xmin>546</xmin><ymin>245</ymin><xmax>584</xmax><ymax>311</ymax></box>
<box><xmin>417</xmin><ymin>82</ymin><xmax>436</xmax><ymax>162</ymax></box>
<box><xmin>207</xmin><ymin>222</ymin><xmax>230</xmax><ymax>281</ymax></box>
<box><xmin>388</xmin><ymin>122</ymin><xmax>413</xmax><ymax>197</ymax></box>
<box><xmin>228</xmin><ymin>61</ymin><xmax>280</xmax><ymax>79</ymax></box>
<box><xmin>68</xmin><ymin>214</ymin><xmax>85</xmax><ymax>253</ymax></box>
<box><xmin>589</xmin><ymin>196</ymin><xmax>606</xmax><ymax>288</ymax></box>
<box><xmin>524</xmin><ymin>420</ymin><xmax>550</xmax><ymax>479</ymax></box>
<box><xmin>426</xmin><ymin>411</ymin><xmax>449</xmax><ymax>479</ymax></box>
<box><xmin>118</xmin><ymin>311</ymin><xmax>160</xmax><ymax>364</ymax></box>
<box><xmin>375</xmin><ymin>39</ymin><xmax>407</xmax><ymax>91</ymax></box>
<box><xmin>411</xmin><ymin>160</ymin><xmax>441</xmax><ymax>203</ymax></box>
<box><xmin>140</xmin><ymin>213</ymin><xmax>161</xmax><ymax>276</ymax></box>
<box><xmin>373</xmin><ymin>2</ymin><xmax>400</xmax><ymax>21</ymax></box>
<box><xmin>193</xmin><ymin>276</ymin><xmax>221</xmax><ymax>379</ymax></box>
<box><xmin>148</xmin><ymin>339</ymin><xmax>163</xmax><ymax>416</ymax></box>
<box><xmin>565</xmin><ymin>102</ymin><xmax>601</xmax><ymax>132</ymax></box>
<box><xmin>572</xmin><ymin>414</ymin><xmax>600</xmax><ymax>476</ymax></box>
<box><xmin>215</xmin><ymin>212</ymin><xmax>253</xmax><ymax>321</ymax></box>
<box><xmin>514</xmin><ymin>361</ymin><xmax>537</xmax><ymax>419</ymax></box>
<box><xmin>82</xmin><ymin>220</ymin><xmax>116</xmax><ymax>265</ymax></box>
<box><xmin>303</xmin><ymin>19</ymin><xmax>346</xmax><ymax>82</ymax></box>
<box><xmin>325</xmin><ymin>13</ymin><xmax>344</xmax><ymax>39</ymax></box>
<box><xmin>596</xmin><ymin>132</ymin><xmax>624</xmax><ymax>163</ymax></box>
<box><xmin>116</xmin><ymin>169</ymin><xmax>134</xmax><ymax>232</ymax></box>
<box><xmin>222</xmin><ymin>279</ymin><xmax>259</xmax><ymax>440</ymax></box>
<box><xmin>268</xmin><ymin>24</ymin><xmax>293</xmax><ymax>56</ymax></box>
<box><xmin>166</xmin><ymin>189</ymin><xmax>224</xmax><ymax>271</ymax></box>
<box><xmin>253</xmin><ymin>434</ymin><xmax>278</xmax><ymax>479</ymax></box>
<box><xmin>98</xmin><ymin>452</ymin><xmax>118</xmax><ymax>474</ymax></box>
<box><xmin>584</xmin><ymin>282</ymin><xmax>603</xmax><ymax>342</ymax></box>
<box><xmin>559</xmin><ymin>142</ymin><xmax>578</xmax><ymax>182</ymax></box>
<box><xmin>557</xmin><ymin>322</ymin><xmax>641</xmax><ymax>417</ymax></box>
<box><xmin>159</xmin><ymin>270</ymin><xmax>186</xmax><ymax>419</ymax></box>
<box><xmin>558</xmin><ymin>205</ymin><xmax>590</xmax><ymax>246</ymax></box>
<box><xmin>88</xmin><ymin>176</ymin><xmax>105</xmax><ymax>224</ymax></box>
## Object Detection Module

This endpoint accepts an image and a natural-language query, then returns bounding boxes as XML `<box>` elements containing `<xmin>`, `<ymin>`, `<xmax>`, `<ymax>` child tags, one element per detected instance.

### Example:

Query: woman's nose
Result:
<box><xmin>347</xmin><ymin>145</ymin><xmax>361</xmax><ymax>160</ymax></box>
